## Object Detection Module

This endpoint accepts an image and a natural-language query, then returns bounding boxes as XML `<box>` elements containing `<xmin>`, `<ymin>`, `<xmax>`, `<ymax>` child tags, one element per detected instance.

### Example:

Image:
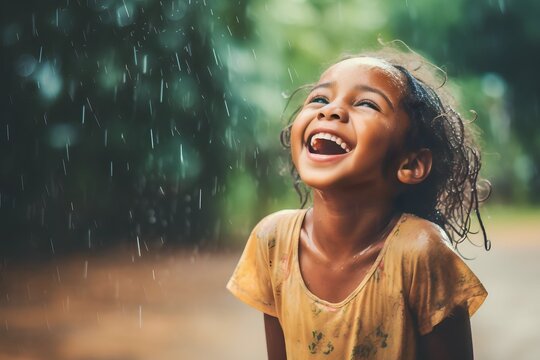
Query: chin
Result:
<box><xmin>298</xmin><ymin>171</ymin><xmax>348</xmax><ymax>192</ymax></box>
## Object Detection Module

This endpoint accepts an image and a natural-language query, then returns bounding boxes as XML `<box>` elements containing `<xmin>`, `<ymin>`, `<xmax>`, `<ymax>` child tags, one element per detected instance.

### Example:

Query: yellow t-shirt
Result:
<box><xmin>227</xmin><ymin>209</ymin><xmax>487</xmax><ymax>359</ymax></box>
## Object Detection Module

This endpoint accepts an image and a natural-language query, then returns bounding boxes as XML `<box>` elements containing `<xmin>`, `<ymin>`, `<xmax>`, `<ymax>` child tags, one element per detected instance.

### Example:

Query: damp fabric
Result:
<box><xmin>226</xmin><ymin>209</ymin><xmax>487</xmax><ymax>359</ymax></box>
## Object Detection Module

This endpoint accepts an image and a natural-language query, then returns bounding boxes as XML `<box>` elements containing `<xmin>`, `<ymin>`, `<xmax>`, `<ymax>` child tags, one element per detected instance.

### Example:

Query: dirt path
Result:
<box><xmin>0</xmin><ymin>216</ymin><xmax>539</xmax><ymax>360</ymax></box>
<box><xmin>0</xmin><ymin>249</ymin><xmax>267</xmax><ymax>360</ymax></box>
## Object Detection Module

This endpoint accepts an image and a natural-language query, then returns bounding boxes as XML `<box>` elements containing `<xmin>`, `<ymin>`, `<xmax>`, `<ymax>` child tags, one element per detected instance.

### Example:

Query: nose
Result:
<box><xmin>317</xmin><ymin>103</ymin><xmax>348</xmax><ymax>122</ymax></box>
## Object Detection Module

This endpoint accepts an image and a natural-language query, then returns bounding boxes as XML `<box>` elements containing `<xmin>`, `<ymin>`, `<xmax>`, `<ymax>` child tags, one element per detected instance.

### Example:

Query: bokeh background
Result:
<box><xmin>1</xmin><ymin>0</ymin><xmax>539</xmax><ymax>359</ymax></box>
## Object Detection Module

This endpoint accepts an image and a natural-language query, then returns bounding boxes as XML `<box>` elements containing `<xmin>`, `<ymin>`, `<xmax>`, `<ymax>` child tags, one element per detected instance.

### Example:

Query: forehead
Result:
<box><xmin>319</xmin><ymin>57</ymin><xmax>405</xmax><ymax>94</ymax></box>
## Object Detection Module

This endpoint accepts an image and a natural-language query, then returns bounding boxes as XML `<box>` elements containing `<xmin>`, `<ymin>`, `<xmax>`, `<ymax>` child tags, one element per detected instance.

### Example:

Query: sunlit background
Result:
<box><xmin>1</xmin><ymin>0</ymin><xmax>539</xmax><ymax>359</ymax></box>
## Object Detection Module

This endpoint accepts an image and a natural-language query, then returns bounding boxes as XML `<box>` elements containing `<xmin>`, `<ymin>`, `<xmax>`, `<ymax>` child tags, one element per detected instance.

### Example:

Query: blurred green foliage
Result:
<box><xmin>1</xmin><ymin>0</ymin><xmax>538</xmax><ymax>254</ymax></box>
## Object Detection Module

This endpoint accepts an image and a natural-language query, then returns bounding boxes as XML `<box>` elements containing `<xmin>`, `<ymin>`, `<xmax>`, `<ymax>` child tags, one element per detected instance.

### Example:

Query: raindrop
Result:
<box><xmin>86</xmin><ymin>97</ymin><xmax>94</xmax><ymax>112</ymax></box>
<box><xmin>133</xmin><ymin>46</ymin><xmax>137</xmax><ymax>66</ymax></box>
<box><xmin>180</xmin><ymin>143</ymin><xmax>184</xmax><ymax>163</ymax></box>
<box><xmin>136</xmin><ymin>236</ymin><xmax>141</xmax><ymax>257</ymax></box>
<box><xmin>160</xmin><ymin>78</ymin><xmax>164</xmax><ymax>103</ymax></box>
<box><xmin>287</xmin><ymin>67</ymin><xmax>293</xmax><ymax>83</ymax></box>
<box><xmin>212</xmin><ymin>176</ymin><xmax>218</xmax><ymax>196</ymax></box>
<box><xmin>212</xmin><ymin>48</ymin><xmax>218</xmax><ymax>66</ymax></box>
<box><xmin>224</xmin><ymin>99</ymin><xmax>230</xmax><ymax>117</ymax></box>
<box><xmin>110</xmin><ymin>161</ymin><xmax>113</xmax><ymax>176</ymax></box>
<box><xmin>150</xmin><ymin>129</ymin><xmax>154</xmax><ymax>149</ymax></box>
<box><xmin>65</xmin><ymin>141</ymin><xmax>70</xmax><ymax>161</ymax></box>
<box><xmin>81</xmin><ymin>105</ymin><xmax>85</xmax><ymax>124</ymax></box>
<box><xmin>104</xmin><ymin>129</ymin><xmax>108</xmax><ymax>147</ymax></box>
<box><xmin>175</xmin><ymin>52</ymin><xmax>181</xmax><ymax>71</ymax></box>
<box><xmin>83</xmin><ymin>260</ymin><xmax>88</xmax><ymax>279</ymax></box>
<box><xmin>142</xmin><ymin>54</ymin><xmax>148</xmax><ymax>74</ymax></box>
<box><xmin>122</xmin><ymin>0</ymin><xmax>130</xmax><ymax>17</ymax></box>
<box><xmin>32</xmin><ymin>13</ymin><xmax>37</xmax><ymax>37</ymax></box>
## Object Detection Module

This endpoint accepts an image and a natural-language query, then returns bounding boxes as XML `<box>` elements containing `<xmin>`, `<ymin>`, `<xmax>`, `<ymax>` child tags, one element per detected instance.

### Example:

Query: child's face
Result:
<box><xmin>290</xmin><ymin>57</ymin><xmax>410</xmax><ymax>193</ymax></box>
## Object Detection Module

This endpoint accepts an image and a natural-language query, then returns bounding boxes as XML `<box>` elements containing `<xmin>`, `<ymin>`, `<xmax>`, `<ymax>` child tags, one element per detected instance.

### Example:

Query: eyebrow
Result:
<box><xmin>309</xmin><ymin>82</ymin><xmax>333</xmax><ymax>92</ymax></box>
<box><xmin>309</xmin><ymin>81</ymin><xmax>395</xmax><ymax>112</ymax></box>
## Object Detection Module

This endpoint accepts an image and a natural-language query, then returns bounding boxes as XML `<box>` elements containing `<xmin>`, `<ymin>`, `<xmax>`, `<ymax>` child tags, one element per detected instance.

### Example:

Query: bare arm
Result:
<box><xmin>264</xmin><ymin>313</ymin><xmax>287</xmax><ymax>360</ymax></box>
<box><xmin>418</xmin><ymin>306</ymin><xmax>474</xmax><ymax>360</ymax></box>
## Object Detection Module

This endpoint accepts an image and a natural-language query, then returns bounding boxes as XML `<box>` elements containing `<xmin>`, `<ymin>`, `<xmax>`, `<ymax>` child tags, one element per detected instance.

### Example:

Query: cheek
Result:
<box><xmin>290</xmin><ymin>118</ymin><xmax>305</xmax><ymax>159</ymax></box>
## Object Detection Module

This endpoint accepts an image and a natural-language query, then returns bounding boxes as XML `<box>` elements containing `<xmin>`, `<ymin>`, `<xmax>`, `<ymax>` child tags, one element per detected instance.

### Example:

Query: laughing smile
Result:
<box><xmin>307</xmin><ymin>131</ymin><xmax>352</xmax><ymax>155</ymax></box>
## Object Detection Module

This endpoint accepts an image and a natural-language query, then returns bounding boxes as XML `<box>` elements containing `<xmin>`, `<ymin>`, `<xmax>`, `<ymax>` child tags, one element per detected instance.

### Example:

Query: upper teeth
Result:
<box><xmin>310</xmin><ymin>132</ymin><xmax>351</xmax><ymax>153</ymax></box>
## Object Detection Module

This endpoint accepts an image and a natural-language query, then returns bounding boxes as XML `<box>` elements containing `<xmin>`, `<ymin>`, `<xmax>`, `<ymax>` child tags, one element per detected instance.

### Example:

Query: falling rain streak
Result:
<box><xmin>224</xmin><ymin>99</ymin><xmax>230</xmax><ymax>117</ymax></box>
<box><xmin>133</xmin><ymin>46</ymin><xmax>138</xmax><ymax>66</ymax></box>
<box><xmin>180</xmin><ymin>144</ymin><xmax>184</xmax><ymax>163</ymax></box>
<box><xmin>175</xmin><ymin>52</ymin><xmax>182</xmax><ymax>71</ymax></box>
<box><xmin>83</xmin><ymin>260</ymin><xmax>88</xmax><ymax>279</ymax></box>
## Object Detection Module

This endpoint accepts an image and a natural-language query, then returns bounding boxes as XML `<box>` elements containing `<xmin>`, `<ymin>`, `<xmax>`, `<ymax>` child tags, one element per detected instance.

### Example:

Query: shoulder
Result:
<box><xmin>252</xmin><ymin>209</ymin><xmax>306</xmax><ymax>245</ymax></box>
<box><xmin>393</xmin><ymin>214</ymin><xmax>457</xmax><ymax>261</ymax></box>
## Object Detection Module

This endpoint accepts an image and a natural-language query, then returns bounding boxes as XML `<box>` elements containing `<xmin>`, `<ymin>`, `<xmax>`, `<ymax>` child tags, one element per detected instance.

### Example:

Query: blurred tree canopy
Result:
<box><xmin>1</xmin><ymin>0</ymin><xmax>538</xmax><ymax>255</ymax></box>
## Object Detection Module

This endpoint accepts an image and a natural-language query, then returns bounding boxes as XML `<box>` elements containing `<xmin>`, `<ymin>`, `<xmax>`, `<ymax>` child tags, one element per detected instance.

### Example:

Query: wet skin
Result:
<box><xmin>291</xmin><ymin>57</ymin><xmax>410</xmax><ymax>304</ymax></box>
<box><xmin>264</xmin><ymin>57</ymin><xmax>473</xmax><ymax>360</ymax></box>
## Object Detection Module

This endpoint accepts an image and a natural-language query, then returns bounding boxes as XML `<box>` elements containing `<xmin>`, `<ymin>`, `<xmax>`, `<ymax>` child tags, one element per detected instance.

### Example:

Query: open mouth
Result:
<box><xmin>307</xmin><ymin>132</ymin><xmax>351</xmax><ymax>155</ymax></box>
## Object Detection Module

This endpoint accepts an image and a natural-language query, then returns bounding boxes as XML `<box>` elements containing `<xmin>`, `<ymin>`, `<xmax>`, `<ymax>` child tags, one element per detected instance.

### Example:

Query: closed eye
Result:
<box><xmin>355</xmin><ymin>100</ymin><xmax>380</xmax><ymax>111</ymax></box>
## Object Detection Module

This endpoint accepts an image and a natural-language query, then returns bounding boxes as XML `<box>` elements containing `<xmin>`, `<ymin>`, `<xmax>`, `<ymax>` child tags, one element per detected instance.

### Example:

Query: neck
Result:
<box><xmin>308</xmin><ymin>188</ymin><xmax>399</xmax><ymax>259</ymax></box>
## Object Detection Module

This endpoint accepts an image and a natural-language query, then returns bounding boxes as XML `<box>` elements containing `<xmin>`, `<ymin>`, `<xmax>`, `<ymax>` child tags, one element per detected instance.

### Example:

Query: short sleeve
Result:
<box><xmin>226</xmin><ymin>217</ymin><xmax>278</xmax><ymax>317</ymax></box>
<box><xmin>406</xmin><ymin>233</ymin><xmax>487</xmax><ymax>335</ymax></box>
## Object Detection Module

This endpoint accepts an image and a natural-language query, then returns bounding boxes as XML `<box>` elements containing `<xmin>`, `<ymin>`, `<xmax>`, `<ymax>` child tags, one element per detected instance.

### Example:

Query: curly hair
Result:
<box><xmin>280</xmin><ymin>45</ymin><xmax>491</xmax><ymax>251</ymax></box>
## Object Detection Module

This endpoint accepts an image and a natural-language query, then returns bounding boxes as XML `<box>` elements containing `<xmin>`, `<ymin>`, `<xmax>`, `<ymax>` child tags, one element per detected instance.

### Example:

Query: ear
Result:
<box><xmin>397</xmin><ymin>148</ymin><xmax>432</xmax><ymax>185</ymax></box>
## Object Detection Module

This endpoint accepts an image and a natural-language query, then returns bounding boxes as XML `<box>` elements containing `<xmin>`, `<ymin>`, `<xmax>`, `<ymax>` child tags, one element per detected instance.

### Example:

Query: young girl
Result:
<box><xmin>227</xmin><ymin>46</ymin><xmax>489</xmax><ymax>360</ymax></box>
